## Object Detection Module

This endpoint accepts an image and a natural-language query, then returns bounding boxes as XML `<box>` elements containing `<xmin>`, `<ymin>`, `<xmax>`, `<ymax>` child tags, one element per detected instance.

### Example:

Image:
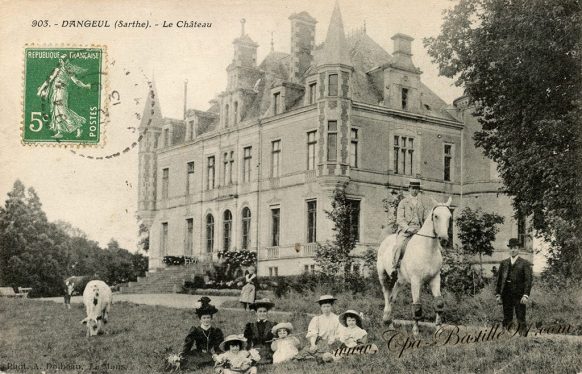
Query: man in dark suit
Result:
<box><xmin>496</xmin><ymin>238</ymin><xmax>533</xmax><ymax>335</ymax></box>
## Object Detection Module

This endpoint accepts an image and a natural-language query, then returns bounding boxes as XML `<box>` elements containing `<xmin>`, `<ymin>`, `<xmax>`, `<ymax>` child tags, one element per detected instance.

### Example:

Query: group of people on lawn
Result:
<box><xmin>180</xmin><ymin>295</ymin><xmax>375</xmax><ymax>373</ymax></box>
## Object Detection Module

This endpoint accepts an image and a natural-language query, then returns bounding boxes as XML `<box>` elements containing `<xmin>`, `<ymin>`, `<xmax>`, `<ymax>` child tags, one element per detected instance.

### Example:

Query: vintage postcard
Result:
<box><xmin>1</xmin><ymin>0</ymin><xmax>580</xmax><ymax>373</ymax></box>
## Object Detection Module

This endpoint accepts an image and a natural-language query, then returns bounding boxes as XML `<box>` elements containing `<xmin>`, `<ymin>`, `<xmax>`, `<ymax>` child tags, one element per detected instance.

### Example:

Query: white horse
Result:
<box><xmin>377</xmin><ymin>197</ymin><xmax>452</xmax><ymax>335</ymax></box>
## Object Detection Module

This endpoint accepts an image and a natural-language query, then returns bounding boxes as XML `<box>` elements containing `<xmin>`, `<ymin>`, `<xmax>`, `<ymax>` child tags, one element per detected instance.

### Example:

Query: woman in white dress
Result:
<box><xmin>239</xmin><ymin>266</ymin><xmax>257</xmax><ymax>310</ymax></box>
<box><xmin>296</xmin><ymin>295</ymin><xmax>341</xmax><ymax>361</ymax></box>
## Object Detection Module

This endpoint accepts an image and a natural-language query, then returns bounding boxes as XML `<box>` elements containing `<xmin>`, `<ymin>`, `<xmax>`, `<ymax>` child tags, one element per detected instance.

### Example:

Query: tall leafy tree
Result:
<box><xmin>315</xmin><ymin>182</ymin><xmax>356</xmax><ymax>277</ymax></box>
<box><xmin>425</xmin><ymin>0</ymin><xmax>582</xmax><ymax>277</ymax></box>
<box><xmin>456</xmin><ymin>207</ymin><xmax>504</xmax><ymax>272</ymax></box>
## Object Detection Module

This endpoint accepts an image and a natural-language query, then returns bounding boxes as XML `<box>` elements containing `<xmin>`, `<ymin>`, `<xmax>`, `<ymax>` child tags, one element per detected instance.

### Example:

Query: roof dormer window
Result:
<box><xmin>273</xmin><ymin>92</ymin><xmax>281</xmax><ymax>115</ymax></box>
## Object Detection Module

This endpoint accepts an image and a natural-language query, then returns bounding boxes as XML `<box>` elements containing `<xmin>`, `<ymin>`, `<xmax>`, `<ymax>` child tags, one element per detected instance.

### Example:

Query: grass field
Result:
<box><xmin>1</xmin><ymin>297</ymin><xmax>581</xmax><ymax>374</ymax></box>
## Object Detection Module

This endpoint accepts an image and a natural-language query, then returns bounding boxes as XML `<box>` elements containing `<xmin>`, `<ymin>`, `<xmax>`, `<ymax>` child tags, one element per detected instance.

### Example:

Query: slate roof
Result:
<box><xmin>159</xmin><ymin>6</ymin><xmax>457</xmax><ymax>146</ymax></box>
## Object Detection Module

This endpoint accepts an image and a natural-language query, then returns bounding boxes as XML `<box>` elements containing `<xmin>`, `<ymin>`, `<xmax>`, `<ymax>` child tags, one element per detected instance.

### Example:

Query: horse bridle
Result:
<box><xmin>413</xmin><ymin>204</ymin><xmax>451</xmax><ymax>239</ymax></box>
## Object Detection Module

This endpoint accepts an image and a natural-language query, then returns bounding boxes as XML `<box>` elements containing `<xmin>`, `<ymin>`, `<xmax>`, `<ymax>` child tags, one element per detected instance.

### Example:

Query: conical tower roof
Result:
<box><xmin>140</xmin><ymin>80</ymin><xmax>163</xmax><ymax>128</ymax></box>
<box><xmin>319</xmin><ymin>2</ymin><xmax>351</xmax><ymax>66</ymax></box>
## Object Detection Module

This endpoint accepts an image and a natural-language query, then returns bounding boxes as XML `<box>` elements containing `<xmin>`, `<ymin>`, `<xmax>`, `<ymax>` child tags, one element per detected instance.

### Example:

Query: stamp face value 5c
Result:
<box><xmin>23</xmin><ymin>47</ymin><xmax>104</xmax><ymax>144</ymax></box>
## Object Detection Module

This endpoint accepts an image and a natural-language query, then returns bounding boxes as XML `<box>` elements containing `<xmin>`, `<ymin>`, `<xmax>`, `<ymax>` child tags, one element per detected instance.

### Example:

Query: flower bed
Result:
<box><xmin>162</xmin><ymin>255</ymin><xmax>198</xmax><ymax>266</ymax></box>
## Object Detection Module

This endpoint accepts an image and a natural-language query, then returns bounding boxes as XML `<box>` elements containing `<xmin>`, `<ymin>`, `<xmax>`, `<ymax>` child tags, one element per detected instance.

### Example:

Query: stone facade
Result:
<box><xmin>137</xmin><ymin>4</ymin><xmax>532</xmax><ymax>276</ymax></box>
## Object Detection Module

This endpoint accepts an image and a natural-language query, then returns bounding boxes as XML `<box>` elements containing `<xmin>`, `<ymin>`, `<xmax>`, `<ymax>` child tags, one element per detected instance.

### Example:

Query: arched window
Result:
<box><xmin>234</xmin><ymin>101</ymin><xmax>239</xmax><ymax>124</ymax></box>
<box><xmin>206</xmin><ymin>214</ymin><xmax>214</xmax><ymax>253</ymax></box>
<box><xmin>223</xmin><ymin>210</ymin><xmax>232</xmax><ymax>251</ymax></box>
<box><xmin>224</xmin><ymin>104</ymin><xmax>230</xmax><ymax>127</ymax></box>
<box><xmin>241</xmin><ymin>207</ymin><xmax>251</xmax><ymax>249</ymax></box>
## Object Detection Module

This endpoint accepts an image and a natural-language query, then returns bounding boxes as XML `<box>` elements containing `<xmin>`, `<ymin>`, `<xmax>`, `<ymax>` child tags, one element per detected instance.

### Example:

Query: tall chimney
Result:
<box><xmin>288</xmin><ymin>12</ymin><xmax>317</xmax><ymax>82</ymax></box>
<box><xmin>391</xmin><ymin>33</ymin><xmax>416</xmax><ymax>70</ymax></box>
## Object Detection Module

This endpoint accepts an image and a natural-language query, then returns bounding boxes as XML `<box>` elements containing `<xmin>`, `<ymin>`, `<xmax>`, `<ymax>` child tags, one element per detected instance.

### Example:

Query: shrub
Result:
<box><xmin>441</xmin><ymin>245</ymin><xmax>486</xmax><ymax>297</ymax></box>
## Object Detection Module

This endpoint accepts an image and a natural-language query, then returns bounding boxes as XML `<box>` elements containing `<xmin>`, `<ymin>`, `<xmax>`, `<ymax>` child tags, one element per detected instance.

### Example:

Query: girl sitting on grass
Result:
<box><xmin>270</xmin><ymin>322</ymin><xmax>300</xmax><ymax>364</ymax></box>
<box><xmin>338</xmin><ymin>310</ymin><xmax>368</xmax><ymax>348</ymax></box>
<box><xmin>213</xmin><ymin>335</ymin><xmax>261</xmax><ymax>374</ymax></box>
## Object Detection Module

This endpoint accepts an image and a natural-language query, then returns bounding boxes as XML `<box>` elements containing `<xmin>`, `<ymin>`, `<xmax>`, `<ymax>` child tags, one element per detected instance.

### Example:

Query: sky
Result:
<box><xmin>0</xmin><ymin>0</ymin><xmax>465</xmax><ymax>252</ymax></box>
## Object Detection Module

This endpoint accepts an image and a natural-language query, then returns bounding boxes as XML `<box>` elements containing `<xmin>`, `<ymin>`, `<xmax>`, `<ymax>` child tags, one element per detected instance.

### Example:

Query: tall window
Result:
<box><xmin>229</xmin><ymin>151</ymin><xmax>234</xmax><ymax>185</ymax></box>
<box><xmin>394</xmin><ymin>136</ymin><xmax>414</xmax><ymax>175</ymax></box>
<box><xmin>241</xmin><ymin>207</ymin><xmax>251</xmax><ymax>250</ymax></box>
<box><xmin>309</xmin><ymin>83</ymin><xmax>317</xmax><ymax>104</ymax></box>
<box><xmin>271</xmin><ymin>207</ymin><xmax>280</xmax><ymax>247</ymax></box>
<box><xmin>186</xmin><ymin>162</ymin><xmax>195</xmax><ymax>195</ymax></box>
<box><xmin>327</xmin><ymin>121</ymin><xmax>337</xmax><ymax>162</ymax></box>
<box><xmin>348</xmin><ymin>199</ymin><xmax>360</xmax><ymax>242</ymax></box>
<box><xmin>224</xmin><ymin>104</ymin><xmax>229</xmax><ymax>126</ymax></box>
<box><xmin>271</xmin><ymin>140</ymin><xmax>281</xmax><ymax>178</ymax></box>
<box><xmin>307</xmin><ymin>200</ymin><xmax>317</xmax><ymax>243</ymax></box>
<box><xmin>161</xmin><ymin>222</ymin><xmax>168</xmax><ymax>256</ymax></box>
<box><xmin>207</xmin><ymin>156</ymin><xmax>215</xmax><ymax>190</ymax></box>
<box><xmin>233</xmin><ymin>101</ymin><xmax>238</xmax><ymax>124</ymax></box>
<box><xmin>269</xmin><ymin>267</ymin><xmax>279</xmax><ymax>276</ymax></box>
<box><xmin>328</xmin><ymin>74</ymin><xmax>338</xmax><ymax>96</ymax></box>
<box><xmin>223</xmin><ymin>210</ymin><xmax>232</xmax><ymax>251</ymax></box>
<box><xmin>243</xmin><ymin>146</ymin><xmax>252</xmax><ymax>182</ymax></box>
<box><xmin>273</xmin><ymin>92</ymin><xmax>281</xmax><ymax>115</ymax></box>
<box><xmin>206</xmin><ymin>214</ymin><xmax>214</xmax><ymax>253</ymax></box>
<box><xmin>223</xmin><ymin>152</ymin><xmax>229</xmax><ymax>186</ymax></box>
<box><xmin>185</xmin><ymin>218</ymin><xmax>193</xmax><ymax>256</ymax></box>
<box><xmin>307</xmin><ymin>131</ymin><xmax>317</xmax><ymax>170</ymax></box>
<box><xmin>350</xmin><ymin>128</ymin><xmax>359</xmax><ymax>168</ymax></box>
<box><xmin>402</xmin><ymin>88</ymin><xmax>409</xmax><ymax>110</ymax></box>
<box><xmin>447</xmin><ymin>208</ymin><xmax>455</xmax><ymax>248</ymax></box>
<box><xmin>163</xmin><ymin>128</ymin><xmax>169</xmax><ymax>147</ymax></box>
<box><xmin>444</xmin><ymin>144</ymin><xmax>453</xmax><ymax>182</ymax></box>
<box><xmin>162</xmin><ymin>168</ymin><xmax>169</xmax><ymax>199</ymax></box>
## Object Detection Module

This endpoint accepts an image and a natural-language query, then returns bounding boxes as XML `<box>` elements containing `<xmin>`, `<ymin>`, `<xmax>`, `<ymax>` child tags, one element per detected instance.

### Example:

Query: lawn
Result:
<box><xmin>1</xmin><ymin>297</ymin><xmax>581</xmax><ymax>374</ymax></box>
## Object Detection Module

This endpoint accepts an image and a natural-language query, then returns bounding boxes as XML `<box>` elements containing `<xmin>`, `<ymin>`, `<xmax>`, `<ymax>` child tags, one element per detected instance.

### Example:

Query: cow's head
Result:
<box><xmin>80</xmin><ymin>316</ymin><xmax>103</xmax><ymax>336</ymax></box>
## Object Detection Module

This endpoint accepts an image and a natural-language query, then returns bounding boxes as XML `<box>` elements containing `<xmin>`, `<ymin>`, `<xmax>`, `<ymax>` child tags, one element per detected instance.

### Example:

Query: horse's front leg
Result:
<box><xmin>378</xmin><ymin>269</ymin><xmax>393</xmax><ymax>326</ymax></box>
<box><xmin>410</xmin><ymin>277</ymin><xmax>422</xmax><ymax>336</ymax></box>
<box><xmin>429</xmin><ymin>273</ymin><xmax>444</xmax><ymax>327</ymax></box>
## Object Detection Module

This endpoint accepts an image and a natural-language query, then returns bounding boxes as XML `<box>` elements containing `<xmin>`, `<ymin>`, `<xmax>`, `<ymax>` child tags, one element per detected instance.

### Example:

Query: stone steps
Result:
<box><xmin>120</xmin><ymin>265</ymin><xmax>207</xmax><ymax>294</ymax></box>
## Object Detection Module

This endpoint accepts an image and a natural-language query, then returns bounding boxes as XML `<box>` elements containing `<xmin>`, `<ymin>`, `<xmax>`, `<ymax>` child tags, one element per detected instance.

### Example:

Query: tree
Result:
<box><xmin>0</xmin><ymin>181</ymin><xmax>69</xmax><ymax>296</ymax></box>
<box><xmin>314</xmin><ymin>182</ymin><xmax>356</xmax><ymax>277</ymax></box>
<box><xmin>425</xmin><ymin>0</ymin><xmax>582</xmax><ymax>277</ymax></box>
<box><xmin>456</xmin><ymin>207</ymin><xmax>504</xmax><ymax>273</ymax></box>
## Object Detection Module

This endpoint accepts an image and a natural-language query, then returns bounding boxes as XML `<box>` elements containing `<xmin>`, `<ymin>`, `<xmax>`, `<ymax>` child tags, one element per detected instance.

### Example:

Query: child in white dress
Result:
<box><xmin>270</xmin><ymin>322</ymin><xmax>300</xmax><ymax>364</ymax></box>
<box><xmin>338</xmin><ymin>310</ymin><xmax>368</xmax><ymax>348</ymax></box>
<box><xmin>213</xmin><ymin>335</ymin><xmax>260</xmax><ymax>374</ymax></box>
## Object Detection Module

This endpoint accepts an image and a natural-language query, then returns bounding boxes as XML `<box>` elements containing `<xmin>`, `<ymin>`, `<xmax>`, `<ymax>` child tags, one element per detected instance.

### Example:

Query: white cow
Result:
<box><xmin>81</xmin><ymin>280</ymin><xmax>112</xmax><ymax>337</ymax></box>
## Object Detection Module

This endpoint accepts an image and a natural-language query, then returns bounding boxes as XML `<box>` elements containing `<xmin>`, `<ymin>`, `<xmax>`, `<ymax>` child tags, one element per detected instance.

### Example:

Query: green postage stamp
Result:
<box><xmin>23</xmin><ymin>47</ymin><xmax>105</xmax><ymax>145</ymax></box>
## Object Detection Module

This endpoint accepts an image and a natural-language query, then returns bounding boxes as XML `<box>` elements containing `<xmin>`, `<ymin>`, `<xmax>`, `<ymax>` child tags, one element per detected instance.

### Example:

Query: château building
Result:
<box><xmin>137</xmin><ymin>4</ymin><xmax>532</xmax><ymax>276</ymax></box>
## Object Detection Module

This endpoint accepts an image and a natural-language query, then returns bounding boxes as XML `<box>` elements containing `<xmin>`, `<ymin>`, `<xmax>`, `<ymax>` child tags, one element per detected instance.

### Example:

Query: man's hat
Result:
<box><xmin>250</xmin><ymin>298</ymin><xmax>275</xmax><ymax>311</ymax></box>
<box><xmin>507</xmin><ymin>238</ymin><xmax>520</xmax><ymax>248</ymax></box>
<box><xmin>317</xmin><ymin>295</ymin><xmax>337</xmax><ymax>305</ymax></box>
<box><xmin>219</xmin><ymin>334</ymin><xmax>247</xmax><ymax>351</ymax></box>
<box><xmin>408</xmin><ymin>179</ymin><xmax>421</xmax><ymax>188</ymax></box>
<box><xmin>338</xmin><ymin>310</ymin><xmax>364</xmax><ymax>328</ymax></box>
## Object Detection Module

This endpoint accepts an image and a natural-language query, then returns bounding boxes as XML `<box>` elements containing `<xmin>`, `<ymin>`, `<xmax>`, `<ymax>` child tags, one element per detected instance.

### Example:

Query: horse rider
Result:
<box><xmin>390</xmin><ymin>179</ymin><xmax>435</xmax><ymax>278</ymax></box>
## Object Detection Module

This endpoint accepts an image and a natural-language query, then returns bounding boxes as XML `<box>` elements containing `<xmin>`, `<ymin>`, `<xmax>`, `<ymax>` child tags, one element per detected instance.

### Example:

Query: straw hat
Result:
<box><xmin>250</xmin><ymin>298</ymin><xmax>275</xmax><ymax>311</ymax></box>
<box><xmin>271</xmin><ymin>322</ymin><xmax>294</xmax><ymax>335</ymax></box>
<box><xmin>338</xmin><ymin>310</ymin><xmax>363</xmax><ymax>328</ymax></box>
<box><xmin>219</xmin><ymin>334</ymin><xmax>247</xmax><ymax>351</ymax></box>
<box><xmin>317</xmin><ymin>295</ymin><xmax>337</xmax><ymax>305</ymax></box>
